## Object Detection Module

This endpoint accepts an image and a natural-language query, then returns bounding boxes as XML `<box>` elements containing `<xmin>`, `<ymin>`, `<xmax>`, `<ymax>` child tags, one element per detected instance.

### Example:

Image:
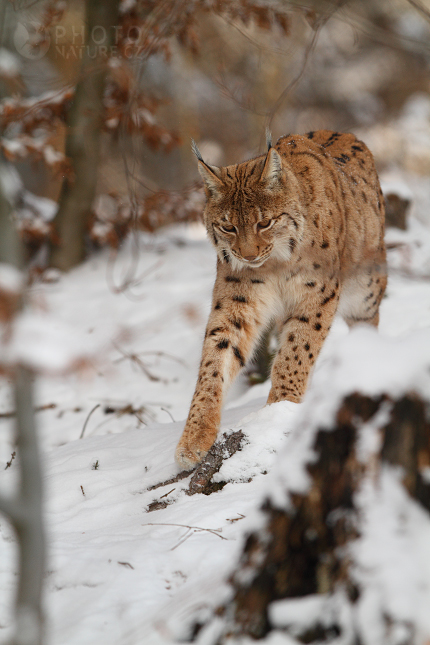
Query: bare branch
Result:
<box><xmin>5</xmin><ymin>451</ymin><xmax>16</xmax><ymax>469</ymax></box>
<box><xmin>144</xmin><ymin>522</ymin><xmax>227</xmax><ymax>540</ymax></box>
<box><xmin>79</xmin><ymin>404</ymin><xmax>101</xmax><ymax>440</ymax></box>
<box><xmin>187</xmin><ymin>430</ymin><xmax>245</xmax><ymax>495</ymax></box>
<box><xmin>406</xmin><ymin>0</ymin><xmax>430</xmax><ymax>24</ymax></box>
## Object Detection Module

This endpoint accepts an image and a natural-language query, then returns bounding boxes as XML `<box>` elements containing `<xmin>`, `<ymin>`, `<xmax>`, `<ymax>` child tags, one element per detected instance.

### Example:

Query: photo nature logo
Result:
<box><xmin>14</xmin><ymin>20</ymin><xmax>50</xmax><ymax>60</ymax></box>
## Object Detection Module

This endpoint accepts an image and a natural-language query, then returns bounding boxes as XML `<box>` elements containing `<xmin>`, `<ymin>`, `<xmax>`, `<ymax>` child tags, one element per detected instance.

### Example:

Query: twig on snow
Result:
<box><xmin>5</xmin><ymin>451</ymin><xmax>16</xmax><ymax>470</ymax></box>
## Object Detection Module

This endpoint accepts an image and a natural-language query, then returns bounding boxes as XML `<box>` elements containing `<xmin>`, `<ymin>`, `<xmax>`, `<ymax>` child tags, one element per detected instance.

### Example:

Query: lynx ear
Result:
<box><xmin>191</xmin><ymin>139</ymin><xmax>223</xmax><ymax>198</ymax></box>
<box><xmin>260</xmin><ymin>146</ymin><xmax>282</xmax><ymax>186</ymax></box>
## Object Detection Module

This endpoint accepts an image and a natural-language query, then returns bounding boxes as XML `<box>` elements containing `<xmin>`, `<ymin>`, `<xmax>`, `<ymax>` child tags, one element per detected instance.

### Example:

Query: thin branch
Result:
<box><xmin>118</xmin><ymin>561</ymin><xmax>134</xmax><ymax>569</ymax></box>
<box><xmin>170</xmin><ymin>530</ymin><xmax>193</xmax><ymax>551</ymax></box>
<box><xmin>147</xmin><ymin>470</ymin><xmax>191</xmax><ymax>491</ymax></box>
<box><xmin>160</xmin><ymin>407</ymin><xmax>175</xmax><ymax>422</ymax></box>
<box><xmin>106</xmin><ymin>252</ymin><xmax>162</xmax><ymax>300</ymax></box>
<box><xmin>407</xmin><ymin>0</ymin><xmax>430</xmax><ymax>23</ymax></box>
<box><xmin>138</xmin><ymin>351</ymin><xmax>187</xmax><ymax>367</ymax></box>
<box><xmin>143</xmin><ymin>522</ymin><xmax>227</xmax><ymax>539</ymax></box>
<box><xmin>0</xmin><ymin>403</ymin><xmax>57</xmax><ymax>420</ymax></box>
<box><xmin>159</xmin><ymin>488</ymin><xmax>176</xmax><ymax>499</ymax></box>
<box><xmin>214</xmin><ymin>7</ymin><xmax>329</xmax><ymax>126</ymax></box>
<box><xmin>266</xmin><ymin>21</ymin><xmax>322</xmax><ymax>128</ymax></box>
<box><xmin>218</xmin><ymin>13</ymin><xmax>296</xmax><ymax>58</ymax></box>
<box><xmin>79</xmin><ymin>404</ymin><xmax>101</xmax><ymax>439</ymax></box>
<box><xmin>113</xmin><ymin>344</ymin><xmax>166</xmax><ymax>382</ymax></box>
<box><xmin>132</xmin><ymin>410</ymin><xmax>148</xmax><ymax>426</ymax></box>
<box><xmin>216</xmin><ymin>69</ymin><xmax>269</xmax><ymax>117</ymax></box>
<box><xmin>327</xmin><ymin>1</ymin><xmax>430</xmax><ymax>55</ymax></box>
<box><xmin>5</xmin><ymin>451</ymin><xmax>16</xmax><ymax>469</ymax></box>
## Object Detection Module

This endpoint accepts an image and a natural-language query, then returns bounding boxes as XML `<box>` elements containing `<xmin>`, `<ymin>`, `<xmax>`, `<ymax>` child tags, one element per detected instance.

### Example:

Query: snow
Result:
<box><xmin>0</xmin><ymin>310</ymin><xmax>120</xmax><ymax>374</ymax></box>
<box><xmin>380</xmin><ymin>177</ymin><xmax>413</xmax><ymax>202</ymax></box>
<box><xmin>352</xmin><ymin>470</ymin><xmax>430</xmax><ymax>644</ymax></box>
<box><xmin>0</xmin><ymin>264</ymin><xmax>23</xmax><ymax>295</ymax></box>
<box><xmin>19</xmin><ymin>189</ymin><xmax>58</xmax><ymax>221</ymax></box>
<box><xmin>0</xmin><ymin>163</ymin><xmax>22</xmax><ymax>203</ymax></box>
<box><xmin>269</xmin><ymin>594</ymin><xmax>331</xmax><ymax>629</ymax></box>
<box><xmin>0</xmin><ymin>49</ymin><xmax>20</xmax><ymax>78</ymax></box>
<box><xmin>0</xmin><ymin>177</ymin><xmax>430</xmax><ymax>643</ymax></box>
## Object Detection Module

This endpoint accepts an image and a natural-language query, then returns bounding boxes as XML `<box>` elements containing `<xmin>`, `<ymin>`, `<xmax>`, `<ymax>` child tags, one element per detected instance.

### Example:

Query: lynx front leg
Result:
<box><xmin>268</xmin><ymin>280</ymin><xmax>340</xmax><ymax>404</ymax></box>
<box><xmin>175</xmin><ymin>268</ymin><xmax>276</xmax><ymax>470</ymax></box>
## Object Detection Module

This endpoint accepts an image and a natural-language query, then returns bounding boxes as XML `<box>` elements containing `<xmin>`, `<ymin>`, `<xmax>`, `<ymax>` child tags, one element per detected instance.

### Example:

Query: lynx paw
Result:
<box><xmin>175</xmin><ymin>442</ymin><xmax>208</xmax><ymax>471</ymax></box>
<box><xmin>175</xmin><ymin>424</ymin><xmax>218</xmax><ymax>470</ymax></box>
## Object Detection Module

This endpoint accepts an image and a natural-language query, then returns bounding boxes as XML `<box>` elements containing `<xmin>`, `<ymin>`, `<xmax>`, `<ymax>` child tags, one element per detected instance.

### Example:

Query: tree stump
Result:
<box><xmin>220</xmin><ymin>391</ymin><xmax>430</xmax><ymax>642</ymax></box>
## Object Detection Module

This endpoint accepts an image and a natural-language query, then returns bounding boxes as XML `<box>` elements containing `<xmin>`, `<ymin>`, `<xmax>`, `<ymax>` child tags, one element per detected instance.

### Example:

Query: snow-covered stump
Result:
<box><xmin>198</xmin><ymin>329</ymin><xmax>430</xmax><ymax>645</ymax></box>
<box><xmin>223</xmin><ymin>391</ymin><xmax>430</xmax><ymax>643</ymax></box>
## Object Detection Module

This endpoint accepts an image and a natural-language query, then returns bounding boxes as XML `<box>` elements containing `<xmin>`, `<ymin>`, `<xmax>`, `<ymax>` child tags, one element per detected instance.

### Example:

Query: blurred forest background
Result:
<box><xmin>0</xmin><ymin>0</ymin><xmax>429</xmax><ymax>271</ymax></box>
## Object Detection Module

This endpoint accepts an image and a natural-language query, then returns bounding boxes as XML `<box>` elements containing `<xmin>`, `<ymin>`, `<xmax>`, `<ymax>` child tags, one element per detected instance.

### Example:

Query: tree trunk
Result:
<box><xmin>13</xmin><ymin>367</ymin><xmax>45</xmax><ymax>645</ymax></box>
<box><xmin>0</xmin><ymin>164</ymin><xmax>46</xmax><ymax>645</ymax></box>
<box><xmin>49</xmin><ymin>0</ymin><xmax>120</xmax><ymax>271</ymax></box>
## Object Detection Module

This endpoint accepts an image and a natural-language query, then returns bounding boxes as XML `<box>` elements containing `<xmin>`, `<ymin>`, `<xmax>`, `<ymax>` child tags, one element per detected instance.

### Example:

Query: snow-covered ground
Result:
<box><xmin>1</xmin><ymin>171</ymin><xmax>430</xmax><ymax>644</ymax></box>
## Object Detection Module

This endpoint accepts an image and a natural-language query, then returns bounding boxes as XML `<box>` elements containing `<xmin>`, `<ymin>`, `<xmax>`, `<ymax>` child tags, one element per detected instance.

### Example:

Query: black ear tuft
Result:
<box><xmin>266</xmin><ymin>127</ymin><xmax>272</xmax><ymax>151</ymax></box>
<box><xmin>191</xmin><ymin>138</ymin><xmax>204</xmax><ymax>162</ymax></box>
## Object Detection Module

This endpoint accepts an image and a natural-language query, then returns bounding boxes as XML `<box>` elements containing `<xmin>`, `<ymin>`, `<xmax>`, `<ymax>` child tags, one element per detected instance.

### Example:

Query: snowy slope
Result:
<box><xmin>1</xmin><ymin>173</ymin><xmax>430</xmax><ymax>644</ymax></box>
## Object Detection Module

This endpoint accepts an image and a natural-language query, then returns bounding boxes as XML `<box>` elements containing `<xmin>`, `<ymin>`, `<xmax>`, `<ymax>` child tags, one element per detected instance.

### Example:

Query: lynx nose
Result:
<box><xmin>244</xmin><ymin>254</ymin><xmax>258</xmax><ymax>262</ymax></box>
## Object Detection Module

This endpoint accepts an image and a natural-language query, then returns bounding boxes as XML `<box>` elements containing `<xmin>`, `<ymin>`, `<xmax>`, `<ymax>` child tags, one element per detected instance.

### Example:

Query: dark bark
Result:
<box><xmin>49</xmin><ymin>0</ymin><xmax>120</xmax><ymax>271</ymax></box>
<box><xmin>380</xmin><ymin>394</ymin><xmax>430</xmax><ymax>511</ymax></box>
<box><xmin>186</xmin><ymin>430</ymin><xmax>245</xmax><ymax>496</ymax></box>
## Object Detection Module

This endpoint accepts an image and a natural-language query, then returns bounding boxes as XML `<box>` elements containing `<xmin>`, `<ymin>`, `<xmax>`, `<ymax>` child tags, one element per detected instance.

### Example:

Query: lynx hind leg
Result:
<box><xmin>338</xmin><ymin>264</ymin><xmax>387</xmax><ymax>328</ymax></box>
<box><xmin>268</xmin><ymin>285</ymin><xmax>340</xmax><ymax>405</ymax></box>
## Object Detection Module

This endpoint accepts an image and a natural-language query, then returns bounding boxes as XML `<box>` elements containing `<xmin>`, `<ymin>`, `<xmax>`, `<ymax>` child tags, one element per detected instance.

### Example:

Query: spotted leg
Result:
<box><xmin>268</xmin><ymin>278</ymin><xmax>340</xmax><ymax>404</ymax></box>
<box><xmin>175</xmin><ymin>264</ymin><xmax>277</xmax><ymax>470</ymax></box>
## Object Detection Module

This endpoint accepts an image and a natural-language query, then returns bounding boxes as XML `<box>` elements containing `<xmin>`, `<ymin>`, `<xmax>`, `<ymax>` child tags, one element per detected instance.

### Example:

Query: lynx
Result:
<box><xmin>175</xmin><ymin>130</ymin><xmax>387</xmax><ymax>470</ymax></box>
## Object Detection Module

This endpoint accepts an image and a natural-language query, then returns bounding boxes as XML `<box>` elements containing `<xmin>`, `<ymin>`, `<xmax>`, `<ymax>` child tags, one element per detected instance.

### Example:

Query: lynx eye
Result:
<box><xmin>257</xmin><ymin>219</ymin><xmax>272</xmax><ymax>230</ymax></box>
<box><xmin>219</xmin><ymin>223</ymin><xmax>236</xmax><ymax>233</ymax></box>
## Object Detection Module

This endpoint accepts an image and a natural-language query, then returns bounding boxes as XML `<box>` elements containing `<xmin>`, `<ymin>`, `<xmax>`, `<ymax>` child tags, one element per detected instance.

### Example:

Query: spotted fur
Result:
<box><xmin>175</xmin><ymin>130</ymin><xmax>387</xmax><ymax>470</ymax></box>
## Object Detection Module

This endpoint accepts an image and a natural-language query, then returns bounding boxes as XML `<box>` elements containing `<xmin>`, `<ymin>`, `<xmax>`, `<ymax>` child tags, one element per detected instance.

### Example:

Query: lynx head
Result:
<box><xmin>192</xmin><ymin>137</ymin><xmax>304</xmax><ymax>271</ymax></box>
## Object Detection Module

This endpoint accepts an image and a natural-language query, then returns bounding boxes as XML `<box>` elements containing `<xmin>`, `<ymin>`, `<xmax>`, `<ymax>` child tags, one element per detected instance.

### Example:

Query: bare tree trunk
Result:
<box><xmin>13</xmin><ymin>368</ymin><xmax>45</xmax><ymax>645</ymax></box>
<box><xmin>0</xmin><ymin>164</ymin><xmax>45</xmax><ymax>645</ymax></box>
<box><xmin>49</xmin><ymin>0</ymin><xmax>120</xmax><ymax>271</ymax></box>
